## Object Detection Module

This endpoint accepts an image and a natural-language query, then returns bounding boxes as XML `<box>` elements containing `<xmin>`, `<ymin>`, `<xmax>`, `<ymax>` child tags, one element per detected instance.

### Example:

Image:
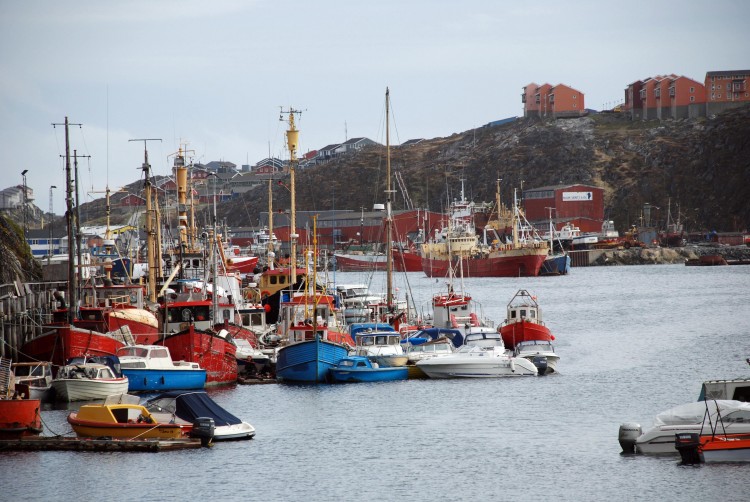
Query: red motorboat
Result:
<box><xmin>498</xmin><ymin>289</ymin><xmax>555</xmax><ymax>350</ymax></box>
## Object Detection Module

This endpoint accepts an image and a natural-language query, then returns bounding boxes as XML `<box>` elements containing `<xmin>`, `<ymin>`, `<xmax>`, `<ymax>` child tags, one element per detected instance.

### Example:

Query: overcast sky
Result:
<box><xmin>1</xmin><ymin>0</ymin><xmax>748</xmax><ymax>214</ymax></box>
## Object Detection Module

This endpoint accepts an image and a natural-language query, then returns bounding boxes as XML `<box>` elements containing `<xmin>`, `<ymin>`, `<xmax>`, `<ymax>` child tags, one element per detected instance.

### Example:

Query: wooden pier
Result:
<box><xmin>0</xmin><ymin>436</ymin><xmax>206</xmax><ymax>452</ymax></box>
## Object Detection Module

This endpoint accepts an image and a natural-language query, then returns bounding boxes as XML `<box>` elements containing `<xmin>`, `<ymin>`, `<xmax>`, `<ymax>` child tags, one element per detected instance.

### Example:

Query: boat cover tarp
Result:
<box><xmin>146</xmin><ymin>391</ymin><xmax>241</xmax><ymax>426</ymax></box>
<box><xmin>402</xmin><ymin>328</ymin><xmax>464</xmax><ymax>347</ymax></box>
<box><xmin>653</xmin><ymin>400</ymin><xmax>750</xmax><ymax>426</ymax></box>
<box><xmin>348</xmin><ymin>323</ymin><xmax>396</xmax><ymax>340</ymax></box>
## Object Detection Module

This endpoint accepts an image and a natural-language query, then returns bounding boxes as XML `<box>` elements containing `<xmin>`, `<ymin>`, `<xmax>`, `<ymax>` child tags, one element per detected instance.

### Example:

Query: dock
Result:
<box><xmin>0</xmin><ymin>436</ymin><xmax>206</xmax><ymax>452</ymax></box>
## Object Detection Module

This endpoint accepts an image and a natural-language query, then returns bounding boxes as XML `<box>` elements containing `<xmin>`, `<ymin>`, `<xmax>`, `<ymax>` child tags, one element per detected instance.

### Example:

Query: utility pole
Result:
<box><xmin>52</xmin><ymin>117</ymin><xmax>82</xmax><ymax>324</ymax></box>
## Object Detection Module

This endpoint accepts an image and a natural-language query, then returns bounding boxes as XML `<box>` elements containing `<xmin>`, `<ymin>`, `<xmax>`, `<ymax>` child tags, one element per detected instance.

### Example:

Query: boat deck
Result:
<box><xmin>0</xmin><ymin>436</ymin><xmax>205</xmax><ymax>452</ymax></box>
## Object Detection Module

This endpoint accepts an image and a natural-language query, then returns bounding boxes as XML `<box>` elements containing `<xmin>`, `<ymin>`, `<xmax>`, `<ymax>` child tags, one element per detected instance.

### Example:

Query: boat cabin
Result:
<box><xmin>505</xmin><ymin>289</ymin><xmax>542</xmax><ymax>325</ymax></box>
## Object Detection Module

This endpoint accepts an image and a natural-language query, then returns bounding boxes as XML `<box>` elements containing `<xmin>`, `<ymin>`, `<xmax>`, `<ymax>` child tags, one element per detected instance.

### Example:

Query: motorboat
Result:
<box><xmin>698</xmin><ymin>377</ymin><xmax>750</xmax><ymax>401</ymax></box>
<box><xmin>353</xmin><ymin>330</ymin><xmax>408</xmax><ymax>367</ymax></box>
<box><xmin>498</xmin><ymin>289</ymin><xmax>555</xmax><ymax>350</ymax></box>
<box><xmin>67</xmin><ymin>394</ymin><xmax>193</xmax><ymax>440</ymax></box>
<box><xmin>11</xmin><ymin>361</ymin><xmax>54</xmax><ymax>402</ymax></box>
<box><xmin>116</xmin><ymin>345</ymin><xmax>207</xmax><ymax>392</ymax></box>
<box><xmin>52</xmin><ymin>356</ymin><xmax>129</xmax><ymax>402</ymax></box>
<box><xmin>416</xmin><ymin>345</ymin><xmax>538</xmax><ymax>379</ymax></box>
<box><xmin>618</xmin><ymin>400</ymin><xmax>750</xmax><ymax>454</ymax></box>
<box><xmin>513</xmin><ymin>340</ymin><xmax>559</xmax><ymax>375</ymax></box>
<box><xmin>676</xmin><ymin>431</ymin><xmax>750</xmax><ymax>464</ymax></box>
<box><xmin>329</xmin><ymin>356</ymin><xmax>408</xmax><ymax>383</ymax></box>
<box><xmin>145</xmin><ymin>390</ymin><xmax>255</xmax><ymax>441</ymax></box>
<box><xmin>405</xmin><ymin>337</ymin><xmax>456</xmax><ymax>364</ymax></box>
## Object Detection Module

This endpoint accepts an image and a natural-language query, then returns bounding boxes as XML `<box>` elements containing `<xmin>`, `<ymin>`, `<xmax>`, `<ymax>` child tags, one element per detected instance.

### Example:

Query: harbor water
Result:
<box><xmin>2</xmin><ymin>264</ymin><xmax>749</xmax><ymax>501</ymax></box>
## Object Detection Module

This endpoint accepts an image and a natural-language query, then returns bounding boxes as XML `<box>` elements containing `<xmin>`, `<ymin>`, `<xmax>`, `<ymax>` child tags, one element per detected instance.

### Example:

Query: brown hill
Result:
<box><xmin>218</xmin><ymin>104</ymin><xmax>750</xmax><ymax>233</ymax></box>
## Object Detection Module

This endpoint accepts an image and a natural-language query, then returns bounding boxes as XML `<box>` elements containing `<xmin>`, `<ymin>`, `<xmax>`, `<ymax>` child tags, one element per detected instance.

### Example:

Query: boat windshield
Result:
<box><xmin>118</xmin><ymin>347</ymin><xmax>149</xmax><ymax>358</ymax></box>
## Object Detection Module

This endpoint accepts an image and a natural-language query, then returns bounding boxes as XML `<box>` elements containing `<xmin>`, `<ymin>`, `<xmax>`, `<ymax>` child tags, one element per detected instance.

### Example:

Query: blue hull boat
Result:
<box><xmin>121</xmin><ymin>368</ymin><xmax>207</xmax><ymax>392</ymax></box>
<box><xmin>540</xmin><ymin>253</ymin><xmax>571</xmax><ymax>276</ymax></box>
<box><xmin>276</xmin><ymin>339</ymin><xmax>349</xmax><ymax>384</ymax></box>
<box><xmin>330</xmin><ymin>356</ymin><xmax>409</xmax><ymax>383</ymax></box>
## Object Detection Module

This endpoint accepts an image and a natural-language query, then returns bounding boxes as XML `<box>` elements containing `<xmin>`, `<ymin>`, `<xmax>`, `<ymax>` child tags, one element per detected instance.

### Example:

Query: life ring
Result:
<box><xmin>261</xmin><ymin>290</ymin><xmax>271</xmax><ymax>298</ymax></box>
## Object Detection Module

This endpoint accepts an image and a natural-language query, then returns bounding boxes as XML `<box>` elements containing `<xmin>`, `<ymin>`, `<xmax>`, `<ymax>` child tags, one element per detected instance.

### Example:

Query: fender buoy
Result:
<box><xmin>261</xmin><ymin>290</ymin><xmax>270</xmax><ymax>298</ymax></box>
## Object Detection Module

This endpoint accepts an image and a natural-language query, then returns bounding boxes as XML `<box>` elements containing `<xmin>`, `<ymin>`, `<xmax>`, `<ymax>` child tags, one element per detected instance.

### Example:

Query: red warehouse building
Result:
<box><xmin>522</xmin><ymin>184</ymin><xmax>604</xmax><ymax>234</ymax></box>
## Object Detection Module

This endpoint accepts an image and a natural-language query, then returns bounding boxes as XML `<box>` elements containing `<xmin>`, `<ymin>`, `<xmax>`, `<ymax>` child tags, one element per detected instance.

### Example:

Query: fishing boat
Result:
<box><xmin>498</xmin><ymin>289</ymin><xmax>555</xmax><ymax>350</ymax></box>
<box><xmin>333</xmin><ymin>251</ymin><xmax>387</xmax><ymax>272</ymax></box>
<box><xmin>116</xmin><ymin>345</ymin><xmax>206</xmax><ymax>392</ymax></box>
<box><xmin>274</xmin><ymin>108</ymin><xmax>353</xmax><ymax>384</ymax></box>
<box><xmin>52</xmin><ymin>357</ymin><xmax>130</xmax><ymax>402</ymax></box>
<box><xmin>421</xmin><ymin>180</ymin><xmax>548</xmax><ymax>278</ymax></box>
<box><xmin>0</xmin><ymin>357</ymin><xmax>43</xmax><ymax>439</ymax></box>
<box><xmin>330</xmin><ymin>356</ymin><xmax>408</xmax><ymax>383</ymax></box>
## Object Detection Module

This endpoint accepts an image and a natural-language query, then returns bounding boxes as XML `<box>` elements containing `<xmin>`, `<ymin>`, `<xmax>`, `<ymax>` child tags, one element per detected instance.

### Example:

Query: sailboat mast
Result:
<box><xmin>385</xmin><ymin>88</ymin><xmax>393</xmax><ymax>309</ymax></box>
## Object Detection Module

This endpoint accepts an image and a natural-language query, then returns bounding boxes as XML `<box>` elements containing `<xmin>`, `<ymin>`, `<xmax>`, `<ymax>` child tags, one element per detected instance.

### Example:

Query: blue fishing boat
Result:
<box><xmin>330</xmin><ymin>356</ymin><xmax>409</xmax><ymax>383</ymax></box>
<box><xmin>116</xmin><ymin>345</ymin><xmax>207</xmax><ymax>392</ymax></box>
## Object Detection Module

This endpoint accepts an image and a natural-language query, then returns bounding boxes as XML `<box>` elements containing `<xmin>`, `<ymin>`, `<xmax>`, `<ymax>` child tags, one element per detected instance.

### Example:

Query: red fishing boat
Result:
<box><xmin>392</xmin><ymin>245</ymin><xmax>423</xmax><ymax>272</ymax></box>
<box><xmin>421</xmin><ymin>182</ymin><xmax>547</xmax><ymax>278</ymax></box>
<box><xmin>1</xmin><ymin>359</ymin><xmax>43</xmax><ymax>439</ymax></box>
<box><xmin>498</xmin><ymin>289</ymin><xmax>554</xmax><ymax>350</ymax></box>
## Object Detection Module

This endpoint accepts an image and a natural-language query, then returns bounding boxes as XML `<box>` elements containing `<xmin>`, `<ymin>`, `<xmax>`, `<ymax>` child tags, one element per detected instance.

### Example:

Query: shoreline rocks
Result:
<box><xmin>589</xmin><ymin>245</ymin><xmax>750</xmax><ymax>266</ymax></box>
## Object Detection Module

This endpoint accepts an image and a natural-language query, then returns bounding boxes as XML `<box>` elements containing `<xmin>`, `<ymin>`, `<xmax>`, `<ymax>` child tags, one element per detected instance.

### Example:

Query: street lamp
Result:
<box><xmin>21</xmin><ymin>169</ymin><xmax>29</xmax><ymax>240</ymax></box>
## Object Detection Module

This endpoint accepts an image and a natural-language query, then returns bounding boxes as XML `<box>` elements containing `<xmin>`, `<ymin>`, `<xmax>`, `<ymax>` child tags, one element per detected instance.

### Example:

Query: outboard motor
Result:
<box><xmin>190</xmin><ymin>417</ymin><xmax>215</xmax><ymax>447</ymax></box>
<box><xmin>531</xmin><ymin>356</ymin><xmax>548</xmax><ymax>376</ymax></box>
<box><xmin>618</xmin><ymin>423</ymin><xmax>642</xmax><ymax>453</ymax></box>
<box><xmin>674</xmin><ymin>432</ymin><xmax>702</xmax><ymax>465</ymax></box>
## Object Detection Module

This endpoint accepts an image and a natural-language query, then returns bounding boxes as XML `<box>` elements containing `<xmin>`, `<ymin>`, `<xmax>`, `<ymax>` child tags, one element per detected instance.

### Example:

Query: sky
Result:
<box><xmin>1</xmin><ymin>0</ymin><xmax>748</xmax><ymax>215</ymax></box>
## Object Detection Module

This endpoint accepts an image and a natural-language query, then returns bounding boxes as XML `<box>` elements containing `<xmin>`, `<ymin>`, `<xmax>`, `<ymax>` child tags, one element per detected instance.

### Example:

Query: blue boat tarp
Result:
<box><xmin>145</xmin><ymin>391</ymin><xmax>241</xmax><ymax>427</ymax></box>
<box><xmin>348</xmin><ymin>322</ymin><xmax>395</xmax><ymax>340</ymax></box>
<box><xmin>402</xmin><ymin>328</ymin><xmax>464</xmax><ymax>347</ymax></box>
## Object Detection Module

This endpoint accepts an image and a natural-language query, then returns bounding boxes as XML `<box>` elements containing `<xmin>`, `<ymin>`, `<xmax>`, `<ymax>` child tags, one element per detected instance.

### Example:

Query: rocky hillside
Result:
<box><xmin>219</xmin><ymin>104</ymin><xmax>750</xmax><ymax>233</ymax></box>
<box><xmin>0</xmin><ymin>212</ymin><xmax>42</xmax><ymax>284</ymax></box>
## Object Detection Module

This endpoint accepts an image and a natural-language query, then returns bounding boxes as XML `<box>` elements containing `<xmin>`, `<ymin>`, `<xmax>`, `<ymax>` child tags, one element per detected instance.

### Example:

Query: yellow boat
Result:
<box><xmin>68</xmin><ymin>403</ymin><xmax>191</xmax><ymax>440</ymax></box>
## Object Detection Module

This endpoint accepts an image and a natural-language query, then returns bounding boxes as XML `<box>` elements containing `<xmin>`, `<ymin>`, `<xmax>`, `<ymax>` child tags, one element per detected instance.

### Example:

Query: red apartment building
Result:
<box><xmin>705</xmin><ymin>70</ymin><xmax>750</xmax><ymax>115</ymax></box>
<box><xmin>522</xmin><ymin>82</ymin><xmax>585</xmax><ymax>118</ymax></box>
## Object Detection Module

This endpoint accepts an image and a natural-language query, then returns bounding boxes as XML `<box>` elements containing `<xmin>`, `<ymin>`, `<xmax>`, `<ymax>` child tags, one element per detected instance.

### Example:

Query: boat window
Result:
<box><xmin>510</xmin><ymin>311</ymin><xmax>517</xmax><ymax>319</ymax></box>
<box><xmin>376</xmin><ymin>336</ymin><xmax>388</xmax><ymax>345</ymax></box>
<box><xmin>529</xmin><ymin>310</ymin><xmax>536</xmax><ymax>319</ymax></box>
<box><xmin>520</xmin><ymin>309</ymin><xmax>527</xmax><ymax>318</ymax></box>
<box><xmin>389</xmin><ymin>336</ymin><xmax>399</xmax><ymax>345</ymax></box>
<box><xmin>356</xmin><ymin>361</ymin><xmax>367</xmax><ymax>367</ymax></box>
<box><xmin>360</xmin><ymin>337</ymin><xmax>374</xmax><ymax>346</ymax></box>
<box><xmin>152</xmin><ymin>348</ymin><xmax>169</xmax><ymax>358</ymax></box>
<box><xmin>340</xmin><ymin>360</ymin><xmax>354</xmax><ymax>367</ymax></box>
<box><xmin>192</xmin><ymin>259</ymin><xmax>201</xmax><ymax>268</ymax></box>
<box><xmin>724</xmin><ymin>410</ymin><xmax>750</xmax><ymax>423</ymax></box>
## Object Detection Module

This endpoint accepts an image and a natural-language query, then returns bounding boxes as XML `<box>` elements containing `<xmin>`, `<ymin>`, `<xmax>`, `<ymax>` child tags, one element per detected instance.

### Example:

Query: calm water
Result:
<box><xmin>2</xmin><ymin>265</ymin><xmax>749</xmax><ymax>501</ymax></box>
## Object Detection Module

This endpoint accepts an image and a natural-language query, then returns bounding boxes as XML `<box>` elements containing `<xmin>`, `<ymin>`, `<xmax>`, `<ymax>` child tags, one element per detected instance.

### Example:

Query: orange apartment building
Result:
<box><xmin>668</xmin><ymin>76</ymin><xmax>706</xmax><ymax>119</ymax></box>
<box><xmin>548</xmin><ymin>84</ymin><xmax>585</xmax><ymax>118</ymax></box>
<box><xmin>522</xmin><ymin>82</ymin><xmax>584</xmax><ymax>118</ymax></box>
<box><xmin>705</xmin><ymin>70</ymin><xmax>750</xmax><ymax>115</ymax></box>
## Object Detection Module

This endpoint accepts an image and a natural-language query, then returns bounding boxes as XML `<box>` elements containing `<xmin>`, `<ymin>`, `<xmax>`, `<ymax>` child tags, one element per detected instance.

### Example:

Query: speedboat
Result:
<box><xmin>618</xmin><ymin>400</ymin><xmax>750</xmax><ymax>454</ymax></box>
<box><xmin>68</xmin><ymin>394</ymin><xmax>192</xmax><ymax>439</ymax></box>
<box><xmin>513</xmin><ymin>340</ymin><xmax>559</xmax><ymax>375</ymax></box>
<box><xmin>416</xmin><ymin>345</ymin><xmax>538</xmax><ymax>379</ymax></box>
<box><xmin>329</xmin><ymin>356</ymin><xmax>408</xmax><ymax>383</ymax></box>
<box><xmin>52</xmin><ymin>356</ymin><xmax>129</xmax><ymax>402</ymax></box>
<box><xmin>145</xmin><ymin>390</ymin><xmax>255</xmax><ymax>441</ymax></box>
<box><xmin>676</xmin><ymin>431</ymin><xmax>750</xmax><ymax>464</ymax></box>
<box><xmin>405</xmin><ymin>337</ymin><xmax>456</xmax><ymax>364</ymax></box>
